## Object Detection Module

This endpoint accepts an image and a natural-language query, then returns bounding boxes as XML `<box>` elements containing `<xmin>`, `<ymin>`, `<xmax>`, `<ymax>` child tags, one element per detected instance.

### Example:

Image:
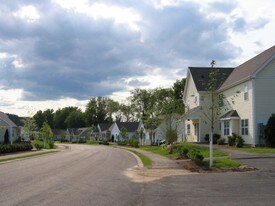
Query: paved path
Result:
<box><xmin>199</xmin><ymin>143</ymin><xmax>275</xmax><ymax>170</ymax></box>
<box><xmin>120</xmin><ymin>147</ymin><xmax>181</xmax><ymax>169</ymax></box>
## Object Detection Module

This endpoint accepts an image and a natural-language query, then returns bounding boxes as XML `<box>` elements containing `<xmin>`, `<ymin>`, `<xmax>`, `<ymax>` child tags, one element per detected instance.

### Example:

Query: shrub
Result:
<box><xmin>117</xmin><ymin>141</ymin><xmax>127</xmax><ymax>146</ymax></box>
<box><xmin>217</xmin><ymin>138</ymin><xmax>226</xmax><ymax>145</ymax></box>
<box><xmin>228</xmin><ymin>135</ymin><xmax>235</xmax><ymax>146</ymax></box>
<box><xmin>99</xmin><ymin>140</ymin><xmax>109</xmax><ymax>145</ymax></box>
<box><xmin>204</xmin><ymin>133</ymin><xmax>221</xmax><ymax>144</ymax></box>
<box><xmin>0</xmin><ymin>142</ymin><xmax>33</xmax><ymax>153</ymax></box>
<box><xmin>33</xmin><ymin>140</ymin><xmax>44</xmax><ymax>150</ymax></box>
<box><xmin>264</xmin><ymin>116</ymin><xmax>275</xmax><ymax>147</ymax></box>
<box><xmin>235</xmin><ymin>135</ymin><xmax>245</xmax><ymax>148</ymax></box>
<box><xmin>128</xmin><ymin>138</ymin><xmax>139</xmax><ymax>148</ymax></box>
<box><xmin>187</xmin><ymin>149</ymin><xmax>204</xmax><ymax>165</ymax></box>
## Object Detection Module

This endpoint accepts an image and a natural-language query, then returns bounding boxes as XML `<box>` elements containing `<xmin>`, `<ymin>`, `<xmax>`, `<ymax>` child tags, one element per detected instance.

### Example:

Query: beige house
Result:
<box><xmin>182</xmin><ymin>45</ymin><xmax>275</xmax><ymax>146</ymax></box>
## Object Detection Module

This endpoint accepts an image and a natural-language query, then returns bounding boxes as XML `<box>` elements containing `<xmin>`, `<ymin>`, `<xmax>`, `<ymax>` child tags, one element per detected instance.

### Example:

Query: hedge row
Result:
<box><xmin>0</xmin><ymin>142</ymin><xmax>33</xmax><ymax>153</ymax></box>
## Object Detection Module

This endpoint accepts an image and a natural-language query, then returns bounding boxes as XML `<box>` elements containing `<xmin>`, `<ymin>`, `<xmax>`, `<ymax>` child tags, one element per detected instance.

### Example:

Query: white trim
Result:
<box><xmin>183</xmin><ymin>70</ymin><xmax>190</xmax><ymax>103</ymax></box>
<box><xmin>252</xmin><ymin>53</ymin><xmax>275</xmax><ymax>77</ymax></box>
<box><xmin>220</xmin><ymin>117</ymin><xmax>239</xmax><ymax>121</ymax></box>
<box><xmin>217</xmin><ymin>76</ymin><xmax>251</xmax><ymax>92</ymax></box>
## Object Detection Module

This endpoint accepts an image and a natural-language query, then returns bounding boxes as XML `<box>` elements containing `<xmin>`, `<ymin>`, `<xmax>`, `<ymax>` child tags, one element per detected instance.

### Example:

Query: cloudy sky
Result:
<box><xmin>0</xmin><ymin>0</ymin><xmax>274</xmax><ymax>117</ymax></box>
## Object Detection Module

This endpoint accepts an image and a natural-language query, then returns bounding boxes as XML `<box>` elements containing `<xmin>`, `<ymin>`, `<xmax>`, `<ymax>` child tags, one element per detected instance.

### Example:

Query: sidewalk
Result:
<box><xmin>121</xmin><ymin>147</ymin><xmax>181</xmax><ymax>169</ymax></box>
<box><xmin>198</xmin><ymin>143</ymin><xmax>275</xmax><ymax>170</ymax></box>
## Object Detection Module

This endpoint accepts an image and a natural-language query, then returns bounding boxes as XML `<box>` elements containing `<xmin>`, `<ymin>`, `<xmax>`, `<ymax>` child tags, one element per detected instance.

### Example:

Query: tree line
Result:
<box><xmin>29</xmin><ymin>78</ymin><xmax>186</xmax><ymax>130</ymax></box>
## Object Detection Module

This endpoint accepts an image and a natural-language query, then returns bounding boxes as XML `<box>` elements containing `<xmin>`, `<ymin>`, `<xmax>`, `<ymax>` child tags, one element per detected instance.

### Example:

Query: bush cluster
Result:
<box><xmin>205</xmin><ymin>134</ymin><xmax>221</xmax><ymax>144</ymax></box>
<box><xmin>33</xmin><ymin>140</ymin><xmax>55</xmax><ymax>150</ymax></box>
<box><xmin>127</xmin><ymin>138</ymin><xmax>139</xmax><ymax>148</ymax></box>
<box><xmin>117</xmin><ymin>141</ymin><xmax>127</xmax><ymax>146</ymax></box>
<box><xmin>228</xmin><ymin>133</ymin><xmax>244</xmax><ymax>148</ymax></box>
<box><xmin>217</xmin><ymin>138</ymin><xmax>226</xmax><ymax>145</ymax></box>
<box><xmin>177</xmin><ymin>146</ymin><xmax>204</xmax><ymax>165</ymax></box>
<box><xmin>187</xmin><ymin>149</ymin><xmax>204</xmax><ymax>165</ymax></box>
<box><xmin>99</xmin><ymin>140</ymin><xmax>109</xmax><ymax>145</ymax></box>
<box><xmin>33</xmin><ymin>140</ymin><xmax>44</xmax><ymax>150</ymax></box>
<box><xmin>0</xmin><ymin>142</ymin><xmax>33</xmax><ymax>153</ymax></box>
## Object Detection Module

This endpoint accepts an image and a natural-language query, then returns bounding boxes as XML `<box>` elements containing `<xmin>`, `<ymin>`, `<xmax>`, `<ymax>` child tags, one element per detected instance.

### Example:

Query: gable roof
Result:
<box><xmin>219</xmin><ymin>45</ymin><xmax>275</xmax><ymax>91</ymax></box>
<box><xmin>189</xmin><ymin>67</ymin><xmax>234</xmax><ymax>92</ymax></box>
<box><xmin>220</xmin><ymin>110</ymin><xmax>239</xmax><ymax>119</ymax></box>
<box><xmin>98</xmin><ymin>123</ymin><xmax>113</xmax><ymax>132</ymax></box>
<box><xmin>116</xmin><ymin>122</ymin><xmax>140</xmax><ymax>132</ymax></box>
<box><xmin>0</xmin><ymin>111</ymin><xmax>17</xmax><ymax>127</ymax></box>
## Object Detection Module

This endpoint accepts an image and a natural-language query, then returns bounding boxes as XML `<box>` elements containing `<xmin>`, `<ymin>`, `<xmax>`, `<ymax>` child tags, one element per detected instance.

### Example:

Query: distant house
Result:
<box><xmin>97</xmin><ymin>121</ymin><xmax>148</xmax><ymax>144</ymax></box>
<box><xmin>51</xmin><ymin>129</ymin><xmax>66</xmax><ymax>141</ymax></box>
<box><xmin>0</xmin><ymin>111</ymin><xmax>19</xmax><ymax>144</ymax></box>
<box><xmin>65</xmin><ymin>127</ymin><xmax>92</xmax><ymax>142</ymax></box>
<box><xmin>97</xmin><ymin>123</ymin><xmax>113</xmax><ymax>141</ymax></box>
<box><xmin>152</xmin><ymin>114</ymin><xmax>185</xmax><ymax>144</ymax></box>
<box><xmin>181</xmin><ymin>45</ymin><xmax>275</xmax><ymax>146</ymax></box>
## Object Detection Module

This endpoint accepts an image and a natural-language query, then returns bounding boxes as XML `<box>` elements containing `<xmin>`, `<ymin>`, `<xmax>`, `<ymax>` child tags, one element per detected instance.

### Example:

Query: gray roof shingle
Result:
<box><xmin>189</xmin><ymin>67</ymin><xmax>234</xmax><ymax>91</ymax></box>
<box><xmin>219</xmin><ymin>45</ymin><xmax>275</xmax><ymax>90</ymax></box>
<box><xmin>116</xmin><ymin>122</ymin><xmax>140</xmax><ymax>132</ymax></box>
<box><xmin>0</xmin><ymin>112</ymin><xmax>17</xmax><ymax>127</ymax></box>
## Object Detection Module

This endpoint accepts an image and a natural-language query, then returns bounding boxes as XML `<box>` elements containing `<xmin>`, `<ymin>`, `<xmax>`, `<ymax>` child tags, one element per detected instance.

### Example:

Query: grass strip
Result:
<box><xmin>126</xmin><ymin>149</ymin><xmax>152</xmax><ymax>167</ymax></box>
<box><xmin>212</xmin><ymin>158</ymin><xmax>241</xmax><ymax>168</ymax></box>
<box><xmin>141</xmin><ymin>143</ymin><xmax>228</xmax><ymax>159</ymax></box>
<box><xmin>0</xmin><ymin>150</ymin><xmax>59</xmax><ymax>163</ymax></box>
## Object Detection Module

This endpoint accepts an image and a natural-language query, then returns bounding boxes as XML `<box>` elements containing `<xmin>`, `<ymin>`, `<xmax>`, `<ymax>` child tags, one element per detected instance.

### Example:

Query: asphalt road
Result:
<box><xmin>1</xmin><ymin>144</ymin><xmax>275</xmax><ymax>206</ymax></box>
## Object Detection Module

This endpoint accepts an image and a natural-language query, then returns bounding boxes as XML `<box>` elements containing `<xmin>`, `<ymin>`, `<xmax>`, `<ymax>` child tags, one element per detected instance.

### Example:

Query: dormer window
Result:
<box><xmin>244</xmin><ymin>85</ymin><xmax>248</xmax><ymax>101</ymax></box>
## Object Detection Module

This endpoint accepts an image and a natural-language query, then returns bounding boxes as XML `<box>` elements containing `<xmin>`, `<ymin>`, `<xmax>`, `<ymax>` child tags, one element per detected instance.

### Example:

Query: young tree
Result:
<box><xmin>201</xmin><ymin>60</ymin><xmax>223</xmax><ymax>167</ymax></box>
<box><xmin>23</xmin><ymin>118</ymin><xmax>38</xmax><ymax>140</ymax></box>
<box><xmin>40</xmin><ymin>122</ymin><xmax>54</xmax><ymax>148</ymax></box>
<box><xmin>136</xmin><ymin>128</ymin><xmax>145</xmax><ymax>145</ymax></box>
<box><xmin>119</xmin><ymin>127</ymin><xmax>128</xmax><ymax>141</ymax></box>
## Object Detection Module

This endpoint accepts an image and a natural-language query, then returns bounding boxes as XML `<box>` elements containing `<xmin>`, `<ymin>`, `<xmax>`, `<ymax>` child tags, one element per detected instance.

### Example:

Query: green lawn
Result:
<box><xmin>0</xmin><ymin>150</ymin><xmax>59</xmax><ymax>163</ymax></box>
<box><xmin>126</xmin><ymin>149</ymin><xmax>152</xmax><ymax>167</ymax></box>
<box><xmin>233</xmin><ymin>147</ymin><xmax>275</xmax><ymax>154</ymax></box>
<box><xmin>141</xmin><ymin>143</ymin><xmax>228</xmax><ymax>158</ymax></box>
<box><xmin>212</xmin><ymin>158</ymin><xmax>241</xmax><ymax>168</ymax></box>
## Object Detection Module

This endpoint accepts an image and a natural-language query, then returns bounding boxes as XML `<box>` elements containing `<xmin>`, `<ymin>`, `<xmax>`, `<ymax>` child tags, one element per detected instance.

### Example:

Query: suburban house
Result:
<box><xmin>97</xmin><ymin>123</ymin><xmax>113</xmax><ymax>141</ymax></box>
<box><xmin>0</xmin><ymin>111</ymin><xmax>19</xmax><ymax>144</ymax></box>
<box><xmin>182</xmin><ymin>45</ymin><xmax>275</xmax><ymax>146</ymax></box>
<box><xmin>97</xmin><ymin>121</ymin><xmax>147</xmax><ymax>144</ymax></box>
<box><xmin>65</xmin><ymin>127</ymin><xmax>92</xmax><ymax>142</ymax></box>
<box><xmin>152</xmin><ymin>114</ymin><xmax>185</xmax><ymax>144</ymax></box>
<box><xmin>52</xmin><ymin>129</ymin><xmax>66</xmax><ymax>141</ymax></box>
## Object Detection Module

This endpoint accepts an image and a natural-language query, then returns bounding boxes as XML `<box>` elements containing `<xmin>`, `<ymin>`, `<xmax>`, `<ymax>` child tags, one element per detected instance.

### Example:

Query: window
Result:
<box><xmin>187</xmin><ymin>124</ymin><xmax>190</xmax><ymax>134</ymax></box>
<box><xmin>223</xmin><ymin>120</ymin><xmax>230</xmax><ymax>136</ymax></box>
<box><xmin>244</xmin><ymin>85</ymin><xmax>248</xmax><ymax>101</ymax></box>
<box><xmin>241</xmin><ymin>119</ymin><xmax>249</xmax><ymax>135</ymax></box>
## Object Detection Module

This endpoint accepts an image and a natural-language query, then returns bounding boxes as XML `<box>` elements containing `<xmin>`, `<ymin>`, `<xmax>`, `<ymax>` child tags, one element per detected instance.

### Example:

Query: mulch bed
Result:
<box><xmin>171</xmin><ymin>157</ymin><xmax>257</xmax><ymax>173</ymax></box>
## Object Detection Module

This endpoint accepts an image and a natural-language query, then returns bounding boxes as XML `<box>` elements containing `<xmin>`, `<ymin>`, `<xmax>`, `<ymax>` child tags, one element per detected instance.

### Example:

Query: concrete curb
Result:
<box><xmin>114</xmin><ymin>147</ymin><xmax>144</xmax><ymax>169</ymax></box>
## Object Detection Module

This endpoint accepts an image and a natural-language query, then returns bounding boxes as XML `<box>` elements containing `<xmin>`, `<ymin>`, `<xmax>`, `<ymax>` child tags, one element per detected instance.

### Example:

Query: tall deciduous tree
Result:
<box><xmin>53</xmin><ymin>107</ymin><xmax>79</xmax><ymax>129</ymax></box>
<box><xmin>85</xmin><ymin>97</ymin><xmax>109</xmax><ymax>126</ymax></box>
<box><xmin>65</xmin><ymin>110</ymin><xmax>86</xmax><ymax>128</ymax></box>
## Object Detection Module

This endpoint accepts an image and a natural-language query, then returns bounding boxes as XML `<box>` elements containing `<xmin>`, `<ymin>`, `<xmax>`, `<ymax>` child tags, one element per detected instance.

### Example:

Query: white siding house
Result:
<box><xmin>0</xmin><ymin>112</ymin><xmax>19</xmax><ymax>144</ymax></box>
<box><xmin>182</xmin><ymin>45</ymin><xmax>275</xmax><ymax>146</ymax></box>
